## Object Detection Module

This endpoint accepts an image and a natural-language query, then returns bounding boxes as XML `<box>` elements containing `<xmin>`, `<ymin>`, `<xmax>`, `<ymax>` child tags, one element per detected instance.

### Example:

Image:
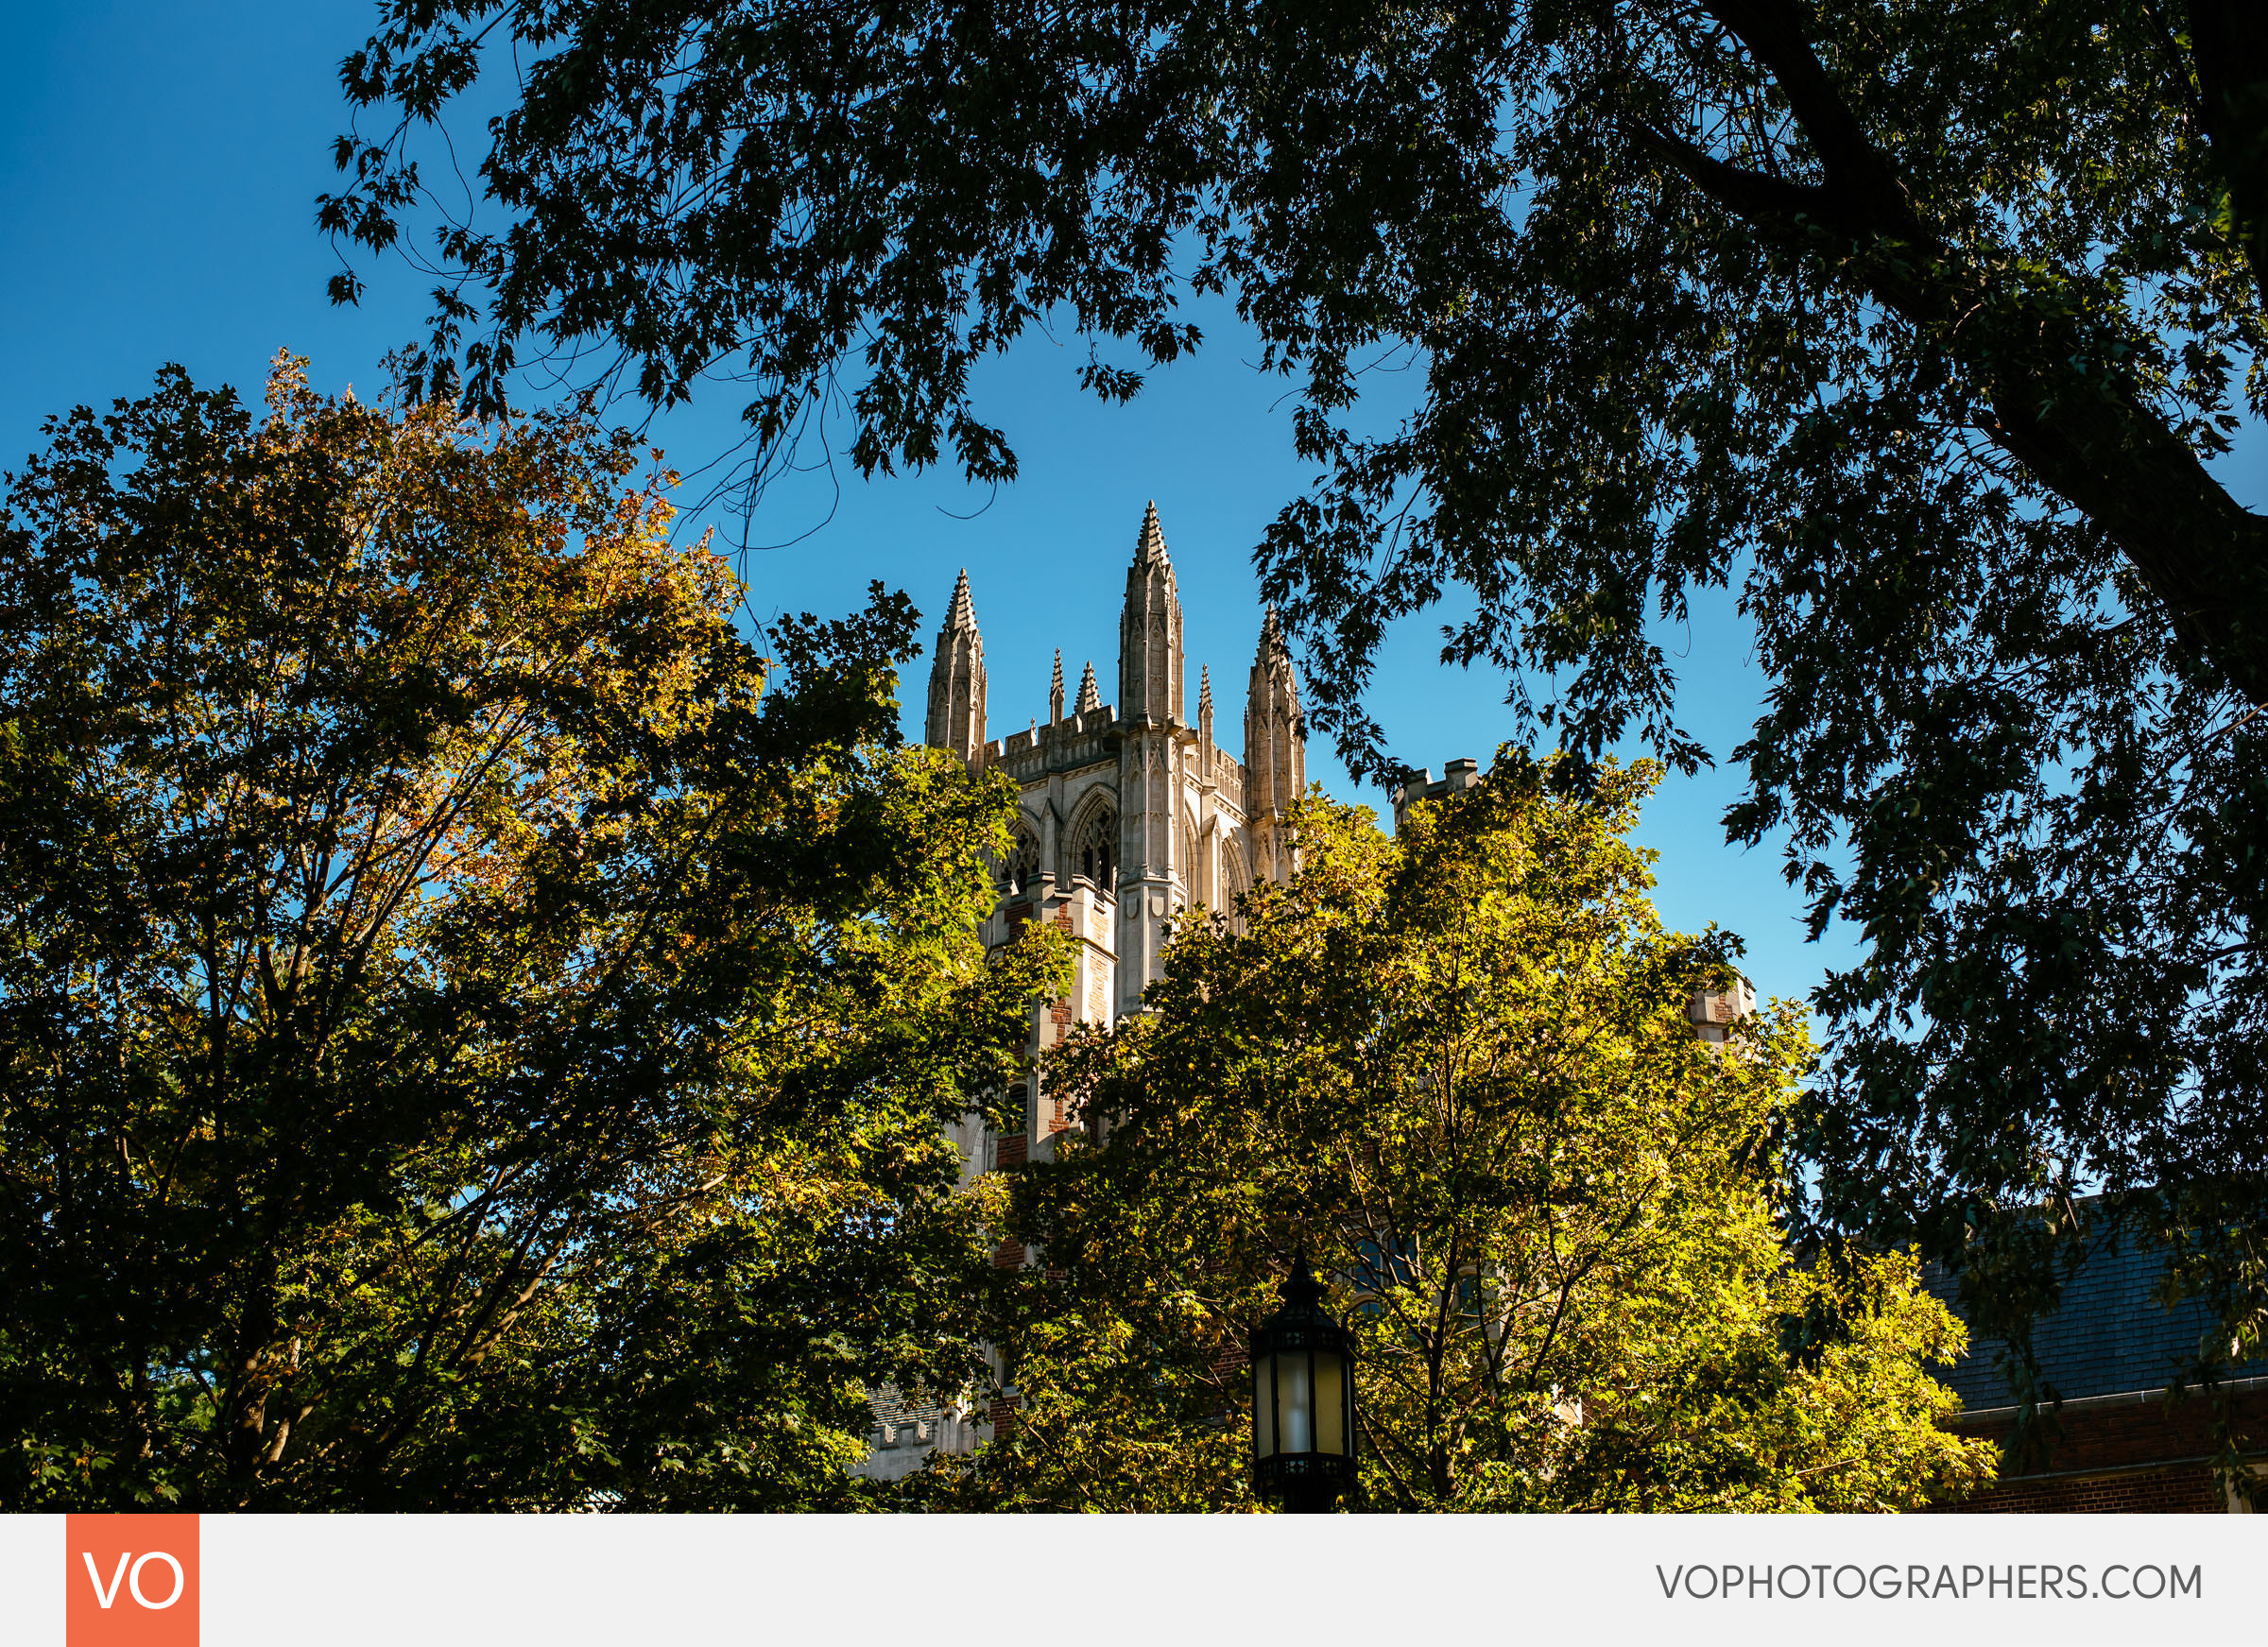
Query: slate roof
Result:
<box><xmin>1929</xmin><ymin>1227</ymin><xmax>2267</xmax><ymax>1411</ymax></box>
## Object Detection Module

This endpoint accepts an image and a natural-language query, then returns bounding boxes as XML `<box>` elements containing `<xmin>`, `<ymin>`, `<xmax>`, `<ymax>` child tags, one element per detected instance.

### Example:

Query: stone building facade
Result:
<box><xmin>853</xmin><ymin>503</ymin><xmax>1307</xmax><ymax>1480</ymax></box>
<box><xmin>926</xmin><ymin>502</ymin><xmax>1306</xmax><ymax>1173</ymax></box>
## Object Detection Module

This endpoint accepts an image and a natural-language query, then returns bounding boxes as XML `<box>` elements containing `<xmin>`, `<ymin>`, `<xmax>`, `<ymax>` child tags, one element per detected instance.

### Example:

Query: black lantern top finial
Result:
<box><xmin>1260</xmin><ymin>1250</ymin><xmax>1338</xmax><ymax>1337</ymax></box>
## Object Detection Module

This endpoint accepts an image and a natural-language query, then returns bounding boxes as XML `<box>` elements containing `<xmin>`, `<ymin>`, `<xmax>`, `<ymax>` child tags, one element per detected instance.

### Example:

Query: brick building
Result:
<box><xmin>1929</xmin><ymin>1229</ymin><xmax>2265</xmax><ymax>1513</ymax></box>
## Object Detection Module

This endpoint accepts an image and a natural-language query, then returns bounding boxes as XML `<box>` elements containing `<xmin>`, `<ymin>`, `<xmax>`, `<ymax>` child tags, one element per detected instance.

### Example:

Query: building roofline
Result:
<box><xmin>1946</xmin><ymin>1371</ymin><xmax>2268</xmax><ymax>1426</ymax></box>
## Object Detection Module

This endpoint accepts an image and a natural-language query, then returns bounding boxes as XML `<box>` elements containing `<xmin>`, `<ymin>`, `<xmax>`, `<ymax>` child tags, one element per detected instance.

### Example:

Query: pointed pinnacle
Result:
<box><xmin>1075</xmin><ymin>659</ymin><xmax>1101</xmax><ymax>714</ymax></box>
<box><xmin>1050</xmin><ymin>648</ymin><xmax>1066</xmax><ymax>721</ymax></box>
<box><xmin>1134</xmin><ymin>499</ymin><xmax>1170</xmax><ymax>568</ymax></box>
<box><xmin>1198</xmin><ymin>663</ymin><xmax>1213</xmax><ymax>715</ymax></box>
<box><xmin>945</xmin><ymin>568</ymin><xmax>977</xmax><ymax>630</ymax></box>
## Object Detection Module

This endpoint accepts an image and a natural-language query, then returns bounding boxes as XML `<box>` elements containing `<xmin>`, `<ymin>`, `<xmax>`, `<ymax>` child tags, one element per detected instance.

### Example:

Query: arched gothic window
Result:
<box><xmin>999</xmin><ymin>827</ymin><xmax>1041</xmax><ymax>896</ymax></box>
<box><xmin>1071</xmin><ymin>805</ymin><xmax>1117</xmax><ymax>895</ymax></box>
<box><xmin>1220</xmin><ymin>838</ymin><xmax>1251</xmax><ymax>933</ymax></box>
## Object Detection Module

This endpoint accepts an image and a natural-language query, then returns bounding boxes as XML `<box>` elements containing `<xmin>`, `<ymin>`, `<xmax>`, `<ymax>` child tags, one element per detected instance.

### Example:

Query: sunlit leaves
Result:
<box><xmin>0</xmin><ymin>359</ymin><xmax>1058</xmax><ymax>1509</ymax></box>
<box><xmin>322</xmin><ymin>0</ymin><xmax>2268</xmax><ymax>1419</ymax></box>
<box><xmin>932</xmin><ymin>759</ymin><xmax>1991</xmax><ymax>1510</ymax></box>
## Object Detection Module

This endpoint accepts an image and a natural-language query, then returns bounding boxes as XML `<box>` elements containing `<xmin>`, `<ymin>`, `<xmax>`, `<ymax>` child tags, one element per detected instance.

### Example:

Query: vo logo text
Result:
<box><xmin>65</xmin><ymin>1516</ymin><xmax>198</xmax><ymax>1647</ymax></box>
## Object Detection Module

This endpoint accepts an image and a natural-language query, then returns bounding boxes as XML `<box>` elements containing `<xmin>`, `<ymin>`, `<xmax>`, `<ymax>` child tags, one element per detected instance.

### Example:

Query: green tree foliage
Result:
<box><xmin>922</xmin><ymin>763</ymin><xmax>1994</xmax><ymax>1510</ymax></box>
<box><xmin>324</xmin><ymin>0</ymin><xmax>2268</xmax><ymax>1405</ymax></box>
<box><xmin>0</xmin><ymin>359</ymin><xmax>1061</xmax><ymax>1509</ymax></box>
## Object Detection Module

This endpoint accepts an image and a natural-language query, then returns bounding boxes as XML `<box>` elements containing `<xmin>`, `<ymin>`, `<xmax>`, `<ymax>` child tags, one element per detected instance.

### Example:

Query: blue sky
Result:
<box><xmin>7</xmin><ymin>0</ymin><xmax>2261</xmax><ymax>1021</ymax></box>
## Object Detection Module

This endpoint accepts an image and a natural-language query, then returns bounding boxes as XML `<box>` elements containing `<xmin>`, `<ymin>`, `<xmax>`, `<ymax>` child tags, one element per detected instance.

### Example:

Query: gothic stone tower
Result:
<box><xmin>925</xmin><ymin>568</ymin><xmax>987</xmax><ymax>763</ymax></box>
<box><xmin>922</xmin><ymin>501</ymin><xmax>1305</xmax><ymax>1166</ymax></box>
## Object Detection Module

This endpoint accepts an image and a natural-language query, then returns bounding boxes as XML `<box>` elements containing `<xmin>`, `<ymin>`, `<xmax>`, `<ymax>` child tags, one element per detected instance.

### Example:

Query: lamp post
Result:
<box><xmin>1250</xmin><ymin>1253</ymin><xmax>1357</xmax><ymax>1513</ymax></box>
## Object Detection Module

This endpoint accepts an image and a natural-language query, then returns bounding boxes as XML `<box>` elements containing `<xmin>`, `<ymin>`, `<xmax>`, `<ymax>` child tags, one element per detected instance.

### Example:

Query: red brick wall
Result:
<box><xmin>1933</xmin><ymin>1388</ymin><xmax>2266</xmax><ymax>1514</ymax></box>
<box><xmin>1955</xmin><ymin>1468</ymin><xmax>2224</xmax><ymax>1515</ymax></box>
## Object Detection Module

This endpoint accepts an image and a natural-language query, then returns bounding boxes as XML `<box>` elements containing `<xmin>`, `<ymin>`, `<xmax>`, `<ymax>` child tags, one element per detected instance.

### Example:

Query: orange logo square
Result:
<box><xmin>65</xmin><ymin>1515</ymin><xmax>198</xmax><ymax>1647</ymax></box>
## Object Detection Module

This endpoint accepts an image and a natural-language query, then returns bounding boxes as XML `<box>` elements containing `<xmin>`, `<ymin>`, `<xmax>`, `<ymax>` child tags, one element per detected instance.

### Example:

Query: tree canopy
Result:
<box><xmin>922</xmin><ymin>766</ymin><xmax>1993</xmax><ymax>1511</ymax></box>
<box><xmin>0</xmin><ymin>358</ymin><xmax>1060</xmax><ymax>1509</ymax></box>
<box><xmin>325</xmin><ymin>0</ymin><xmax>2268</xmax><ymax>1395</ymax></box>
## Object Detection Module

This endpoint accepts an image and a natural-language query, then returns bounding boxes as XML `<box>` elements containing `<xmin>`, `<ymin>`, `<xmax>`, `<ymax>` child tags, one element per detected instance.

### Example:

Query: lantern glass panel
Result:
<box><xmin>1280</xmin><ymin>1352</ymin><xmax>1313</xmax><ymax>1452</ymax></box>
<box><xmin>1254</xmin><ymin>1362</ymin><xmax>1276</xmax><ymax>1459</ymax></box>
<box><xmin>1314</xmin><ymin>1352</ymin><xmax>1345</xmax><ymax>1456</ymax></box>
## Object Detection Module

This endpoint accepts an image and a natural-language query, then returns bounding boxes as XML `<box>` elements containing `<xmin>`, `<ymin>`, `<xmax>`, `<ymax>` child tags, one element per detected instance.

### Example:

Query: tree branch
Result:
<box><xmin>1625</xmin><ymin>2</ymin><xmax>2268</xmax><ymax>707</ymax></box>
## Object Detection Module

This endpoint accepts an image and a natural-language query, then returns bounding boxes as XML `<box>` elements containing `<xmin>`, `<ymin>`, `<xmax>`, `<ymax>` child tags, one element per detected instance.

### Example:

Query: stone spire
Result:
<box><xmin>1246</xmin><ymin>606</ymin><xmax>1305</xmax><ymax>879</ymax></box>
<box><xmin>1117</xmin><ymin>502</ymin><xmax>1188</xmax><ymax>1016</ymax></box>
<box><xmin>1134</xmin><ymin>498</ymin><xmax>1169</xmax><ymax>568</ymax></box>
<box><xmin>924</xmin><ymin>568</ymin><xmax>987</xmax><ymax>765</ymax></box>
<box><xmin>1197</xmin><ymin>663</ymin><xmax>1214</xmax><ymax>763</ymax></box>
<box><xmin>1120</xmin><ymin>501</ymin><xmax>1185</xmax><ymax>726</ymax></box>
<box><xmin>1050</xmin><ymin>648</ymin><xmax>1065</xmax><ymax>725</ymax></box>
<box><xmin>1075</xmin><ymin>659</ymin><xmax>1101</xmax><ymax>715</ymax></box>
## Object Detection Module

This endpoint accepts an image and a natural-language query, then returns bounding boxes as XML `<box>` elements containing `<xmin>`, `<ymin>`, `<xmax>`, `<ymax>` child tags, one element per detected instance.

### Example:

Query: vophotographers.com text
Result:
<box><xmin>1657</xmin><ymin>1562</ymin><xmax>2202</xmax><ymax>1602</ymax></box>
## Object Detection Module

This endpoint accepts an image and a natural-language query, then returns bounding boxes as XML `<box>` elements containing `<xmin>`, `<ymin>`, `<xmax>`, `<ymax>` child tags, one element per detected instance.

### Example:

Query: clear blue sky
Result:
<box><xmin>7</xmin><ymin>1</ymin><xmax>2262</xmax><ymax>1020</ymax></box>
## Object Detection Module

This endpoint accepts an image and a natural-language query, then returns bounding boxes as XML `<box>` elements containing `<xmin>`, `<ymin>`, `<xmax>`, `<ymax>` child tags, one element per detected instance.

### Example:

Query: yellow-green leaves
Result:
<box><xmin>952</xmin><ymin>753</ymin><xmax>1992</xmax><ymax>1511</ymax></box>
<box><xmin>0</xmin><ymin>358</ymin><xmax>1052</xmax><ymax>1510</ymax></box>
